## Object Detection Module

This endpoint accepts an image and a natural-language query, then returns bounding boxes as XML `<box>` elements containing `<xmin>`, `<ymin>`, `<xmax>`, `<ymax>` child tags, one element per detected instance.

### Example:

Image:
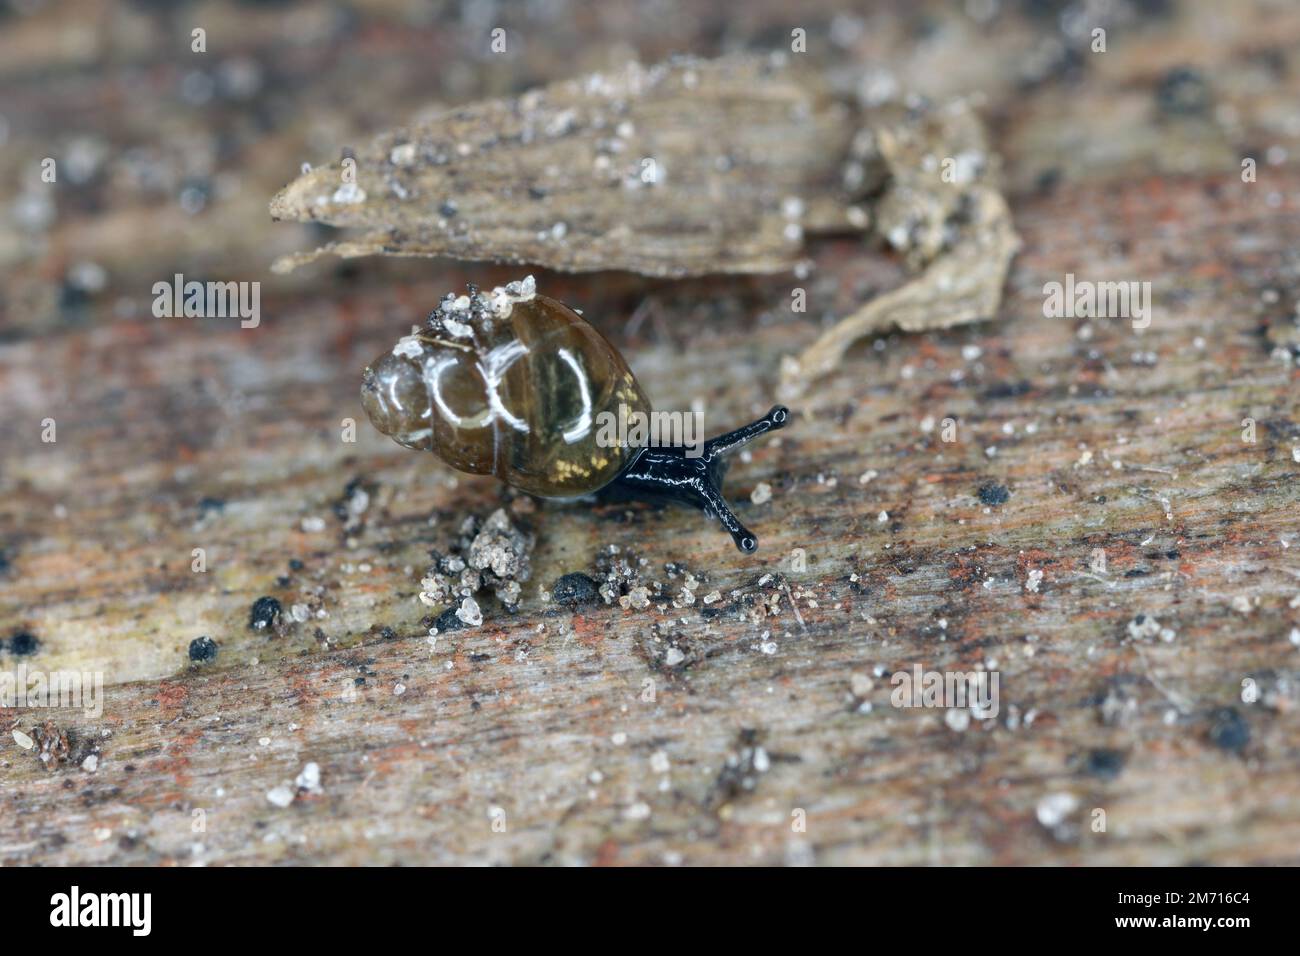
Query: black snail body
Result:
<box><xmin>359</xmin><ymin>277</ymin><xmax>789</xmax><ymax>553</ymax></box>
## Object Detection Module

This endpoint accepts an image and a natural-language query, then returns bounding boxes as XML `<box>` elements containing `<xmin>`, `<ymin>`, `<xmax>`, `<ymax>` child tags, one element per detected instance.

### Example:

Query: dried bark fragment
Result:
<box><xmin>782</xmin><ymin>100</ymin><xmax>1022</xmax><ymax>394</ymax></box>
<box><xmin>784</xmin><ymin>187</ymin><xmax>1020</xmax><ymax>391</ymax></box>
<box><xmin>270</xmin><ymin>58</ymin><xmax>1019</xmax><ymax>394</ymax></box>
<box><xmin>270</xmin><ymin>55</ymin><xmax>863</xmax><ymax>277</ymax></box>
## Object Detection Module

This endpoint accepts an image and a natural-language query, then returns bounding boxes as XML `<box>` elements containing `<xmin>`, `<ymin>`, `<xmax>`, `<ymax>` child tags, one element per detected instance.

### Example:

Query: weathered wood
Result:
<box><xmin>268</xmin><ymin>56</ymin><xmax>863</xmax><ymax>277</ymax></box>
<box><xmin>2</xmin><ymin>0</ymin><xmax>1299</xmax><ymax>865</ymax></box>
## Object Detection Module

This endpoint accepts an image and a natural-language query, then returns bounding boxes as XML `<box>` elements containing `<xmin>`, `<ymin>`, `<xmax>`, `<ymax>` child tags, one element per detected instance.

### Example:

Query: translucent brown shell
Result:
<box><xmin>361</xmin><ymin>293</ymin><xmax>651</xmax><ymax>498</ymax></box>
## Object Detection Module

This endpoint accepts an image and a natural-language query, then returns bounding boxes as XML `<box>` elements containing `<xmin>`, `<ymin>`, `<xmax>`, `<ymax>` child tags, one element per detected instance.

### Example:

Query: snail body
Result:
<box><xmin>361</xmin><ymin>277</ymin><xmax>788</xmax><ymax>552</ymax></box>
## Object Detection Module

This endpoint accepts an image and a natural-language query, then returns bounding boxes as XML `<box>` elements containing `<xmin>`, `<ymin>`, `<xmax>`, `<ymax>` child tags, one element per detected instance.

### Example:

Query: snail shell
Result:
<box><xmin>361</xmin><ymin>282</ymin><xmax>651</xmax><ymax>498</ymax></box>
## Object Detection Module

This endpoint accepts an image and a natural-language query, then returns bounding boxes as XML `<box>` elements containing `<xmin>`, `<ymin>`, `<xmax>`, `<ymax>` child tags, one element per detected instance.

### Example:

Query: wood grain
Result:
<box><xmin>1</xmin><ymin>0</ymin><xmax>1298</xmax><ymax>865</ymax></box>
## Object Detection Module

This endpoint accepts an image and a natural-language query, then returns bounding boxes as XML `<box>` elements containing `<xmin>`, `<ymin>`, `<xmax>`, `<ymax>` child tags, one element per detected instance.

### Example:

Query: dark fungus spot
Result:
<box><xmin>249</xmin><ymin>596</ymin><xmax>282</xmax><ymax>631</ymax></box>
<box><xmin>188</xmin><ymin>636</ymin><xmax>218</xmax><ymax>662</ymax></box>
<box><xmin>469</xmin><ymin>653</ymin><xmax>492</xmax><ymax>663</ymax></box>
<box><xmin>1083</xmin><ymin>748</ymin><xmax>1126</xmax><ymax>780</ymax></box>
<box><xmin>1207</xmin><ymin>706</ymin><xmax>1250</xmax><ymax>752</ymax></box>
<box><xmin>434</xmin><ymin>607</ymin><xmax>466</xmax><ymax>632</ymax></box>
<box><xmin>977</xmin><ymin>482</ymin><xmax>1010</xmax><ymax>506</ymax></box>
<box><xmin>551</xmin><ymin>572</ymin><xmax>601</xmax><ymax>606</ymax></box>
<box><xmin>8</xmin><ymin>630</ymin><xmax>40</xmax><ymax>656</ymax></box>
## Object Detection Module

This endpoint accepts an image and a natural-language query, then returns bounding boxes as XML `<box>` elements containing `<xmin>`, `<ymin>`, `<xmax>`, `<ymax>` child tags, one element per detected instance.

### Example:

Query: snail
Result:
<box><xmin>360</xmin><ymin>276</ymin><xmax>788</xmax><ymax>553</ymax></box>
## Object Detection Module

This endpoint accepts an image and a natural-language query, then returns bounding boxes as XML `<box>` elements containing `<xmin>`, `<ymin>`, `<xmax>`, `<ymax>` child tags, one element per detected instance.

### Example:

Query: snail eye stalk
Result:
<box><xmin>607</xmin><ymin>405</ymin><xmax>789</xmax><ymax>553</ymax></box>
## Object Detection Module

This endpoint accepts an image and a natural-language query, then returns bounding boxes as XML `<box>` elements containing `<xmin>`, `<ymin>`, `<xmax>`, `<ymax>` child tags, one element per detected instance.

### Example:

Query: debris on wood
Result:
<box><xmin>549</xmin><ymin>572</ymin><xmax>601</xmax><ymax>607</ymax></box>
<box><xmin>420</xmin><ymin>508</ymin><xmax>534</xmax><ymax>627</ymax></box>
<box><xmin>25</xmin><ymin>721</ymin><xmax>72</xmax><ymax>771</ymax></box>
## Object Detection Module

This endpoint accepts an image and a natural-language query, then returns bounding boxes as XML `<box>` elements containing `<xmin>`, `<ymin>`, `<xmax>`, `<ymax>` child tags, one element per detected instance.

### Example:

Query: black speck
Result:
<box><xmin>333</xmin><ymin>477</ymin><xmax>367</xmax><ymax>521</ymax></box>
<box><xmin>8</xmin><ymin>631</ymin><xmax>40</xmax><ymax>656</ymax></box>
<box><xmin>249</xmin><ymin>596</ymin><xmax>282</xmax><ymax>631</ymax></box>
<box><xmin>1034</xmin><ymin>168</ymin><xmax>1061</xmax><ymax>195</ymax></box>
<box><xmin>527</xmin><ymin>186</ymin><xmax>548</xmax><ymax>200</ymax></box>
<box><xmin>197</xmin><ymin>496</ymin><xmax>226</xmax><ymax>517</ymax></box>
<box><xmin>701</xmin><ymin>601</ymin><xmax>740</xmax><ymax>621</ymax></box>
<box><xmin>1156</xmin><ymin>66</ymin><xmax>1211</xmax><ymax>117</ymax></box>
<box><xmin>1082</xmin><ymin>748</ymin><xmax>1126</xmax><ymax>780</ymax></box>
<box><xmin>1165</xmin><ymin>550</ymin><xmax>1180</xmax><ymax>560</ymax></box>
<box><xmin>1207</xmin><ymin>706</ymin><xmax>1249</xmax><ymax>752</ymax></box>
<box><xmin>1131</xmin><ymin>0</ymin><xmax>1174</xmax><ymax>16</ymax></box>
<box><xmin>58</xmin><ymin>279</ymin><xmax>91</xmax><ymax>315</ymax></box>
<box><xmin>188</xmin><ymin>636</ymin><xmax>218</xmax><ymax>662</ymax></box>
<box><xmin>439</xmin><ymin>200</ymin><xmax>458</xmax><ymax>217</ymax></box>
<box><xmin>288</xmin><ymin>559</ymin><xmax>305</xmax><ymax>571</ymax></box>
<box><xmin>469</xmin><ymin>653</ymin><xmax>491</xmax><ymax>663</ymax></box>
<box><xmin>980</xmin><ymin>380</ymin><xmax>1031</xmax><ymax>400</ymax></box>
<box><xmin>434</xmin><ymin>607</ymin><xmax>466</xmax><ymax>632</ymax></box>
<box><xmin>977</xmin><ymin>482</ymin><xmax>1010</xmax><ymax>506</ymax></box>
<box><xmin>551</xmin><ymin>572</ymin><xmax>600</xmax><ymax>606</ymax></box>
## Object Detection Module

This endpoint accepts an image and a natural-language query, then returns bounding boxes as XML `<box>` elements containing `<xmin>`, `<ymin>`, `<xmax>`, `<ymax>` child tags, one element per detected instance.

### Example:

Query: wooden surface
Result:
<box><xmin>2</xmin><ymin>0</ymin><xmax>1299</xmax><ymax>865</ymax></box>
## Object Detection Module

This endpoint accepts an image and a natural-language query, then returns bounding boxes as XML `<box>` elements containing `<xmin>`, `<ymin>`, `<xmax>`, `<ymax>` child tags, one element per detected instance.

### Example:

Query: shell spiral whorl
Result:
<box><xmin>360</xmin><ymin>277</ymin><xmax>651</xmax><ymax>498</ymax></box>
